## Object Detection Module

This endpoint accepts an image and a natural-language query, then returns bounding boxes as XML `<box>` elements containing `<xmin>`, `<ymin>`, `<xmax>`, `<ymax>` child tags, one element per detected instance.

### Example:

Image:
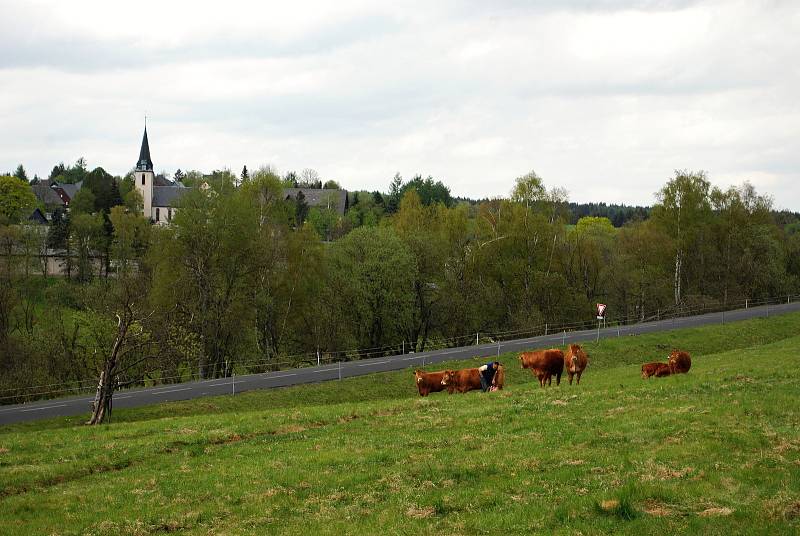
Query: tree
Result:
<box><xmin>174</xmin><ymin>169</ymin><xmax>184</xmax><ymax>183</ymax></box>
<box><xmin>323</xmin><ymin>179</ymin><xmax>340</xmax><ymax>189</ymax></box>
<box><xmin>387</xmin><ymin>173</ymin><xmax>403</xmax><ymax>213</ymax></box>
<box><xmin>13</xmin><ymin>165</ymin><xmax>28</xmax><ymax>183</ymax></box>
<box><xmin>327</xmin><ymin>226</ymin><xmax>416</xmax><ymax>351</ymax></box>
<box><xmin>240</xmin><ymin>165</ymin><xmax>249</xmax><ymax>184</ymax></box>
<box><xmin>652</xmin><ymin>170</ymin><xmax>712</xmax><ymax>306</ymax></box>
<box><xmin>299</xmin><ymin>168</ymin><xmax>321</xmax><ymax>188</ymax></box>
<box><xmin>70</xmin><ymin>188</ymin><xmax>96</xmax><ymax>215</ymax></box>
<box><xmin>295</xmin><ymin>191</ymin><xmax>309</xmax><ymax>226</ymax></box>
<box><xmin>0</xmin><ymin>175</ymin><xmax>36</xmax><ymax>224</ymax></box>
<box><xmin>511</xmin><ymin>170</ymin><xmax>546</xmax><ymax>209</ymax></box>
<box><xmin>82</xmin><ymin>167</ymin><xmax>120</xmax><ymax>213</ymax></box>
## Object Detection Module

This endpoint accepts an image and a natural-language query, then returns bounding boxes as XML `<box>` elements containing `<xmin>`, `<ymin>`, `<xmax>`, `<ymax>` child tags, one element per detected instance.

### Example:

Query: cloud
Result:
<box><xmin>1</xmin><ymin>0</ymin><xmax>798</xmax><ymax>209</ymax></box>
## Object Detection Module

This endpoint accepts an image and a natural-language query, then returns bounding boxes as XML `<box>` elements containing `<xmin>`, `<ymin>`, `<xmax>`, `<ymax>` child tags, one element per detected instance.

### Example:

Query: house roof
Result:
<box><xmin>28</xmin><ymin>208</ymin><xmax>48</xmax><ymax>224</ymax></box>
<box><xmin>136</xmin><ymin>127</ymin><xmax>153</xmax><ymax>171</ymax></box>
<box><xmin>31</xmin><ymin>183</ymin><xmax>66</xmax><ymax>206</ymax></box>
<box><xmin>58</xmin><ymin>181</ymin><xmax>82</xmax><ymax>201</ymax></box>
<box><xmin>153</xmin><ymin>186</ymin><xmax>188</xmax><ymax>207</ymax></box>
<box><xmin>283</xmin><ymin>188</ymin><xmax>348</xmax><ymax>215</ymax></box>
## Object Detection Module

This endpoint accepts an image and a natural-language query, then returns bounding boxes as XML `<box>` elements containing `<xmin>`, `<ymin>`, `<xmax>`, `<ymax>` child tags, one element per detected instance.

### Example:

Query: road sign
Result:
<box><xmin>596</xmin><ymin>303</ymin><xmax>607</xmax><ymax>319</ymax></box>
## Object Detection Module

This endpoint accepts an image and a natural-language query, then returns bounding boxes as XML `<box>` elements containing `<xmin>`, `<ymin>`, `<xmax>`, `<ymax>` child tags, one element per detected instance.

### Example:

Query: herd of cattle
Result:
<box><xmin>414</xmin><ymin>344</ymin><xmax>693</xmax><ymax>396</ymax></box>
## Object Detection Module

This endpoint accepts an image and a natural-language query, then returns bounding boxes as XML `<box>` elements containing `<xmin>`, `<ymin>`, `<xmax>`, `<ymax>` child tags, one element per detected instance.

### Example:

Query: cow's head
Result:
<box><xmin>518</xmin><ymin>353</ymin><xmax>528</xmax><ymax>369</ymax></box>
<box><xmin>441</xmin><ymin>370</ymin><xmax>453</xmax><ymax>386</ymax></box>
<box><xmin>414</xmin><ymin>370</ymin><xmax>423</xmax><ymax>383</ymax></box>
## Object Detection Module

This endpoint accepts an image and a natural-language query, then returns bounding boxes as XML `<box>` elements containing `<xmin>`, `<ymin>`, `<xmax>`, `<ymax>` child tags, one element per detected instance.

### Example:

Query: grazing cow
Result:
<box><xmin>414</xmin><ymin>370</ymin><xmax>451</xmax><ymax>397</ymax></box>
<box><xmin>564</xmin><ymin>344</ymin><xmax>589</xmax><ymax>385</ymax></box>
<box><xmin>668</xmin><ymin>350</ymin><xmax>692</xmax><ymax>374</ymax></box>
<box><xmin>519</xmin><ymin>349</ymin><xmax>564</xmax><ymax>387</ymax></box>
<box><xmin>446</xmin><ymin>365</ymin><xmax>505</xmax><ymax>394</ymax></box>
<box><xmin>641</xmin><ymin>362</ymin><xmax>671</xmax><ymax>379</ymax></box>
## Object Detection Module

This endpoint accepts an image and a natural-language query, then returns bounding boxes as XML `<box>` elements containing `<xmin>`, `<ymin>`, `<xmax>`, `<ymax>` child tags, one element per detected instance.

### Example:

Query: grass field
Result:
<box><xmin>1</xmin><ymin>314</ymin><xmax>800</xmax><ymax>535</ymax></box>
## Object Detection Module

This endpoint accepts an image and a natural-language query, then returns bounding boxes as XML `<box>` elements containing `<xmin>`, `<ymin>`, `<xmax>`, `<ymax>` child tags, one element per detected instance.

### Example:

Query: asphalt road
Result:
<box><xmin>2</xmin><ymin>301</ymin><xmax>799</xmax><ymax>426</ymax></box>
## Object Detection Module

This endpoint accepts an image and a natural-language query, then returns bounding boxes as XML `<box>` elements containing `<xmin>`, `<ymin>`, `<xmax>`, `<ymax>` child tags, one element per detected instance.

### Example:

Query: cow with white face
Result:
<box><xmin>564</xmin><ymin>344</ymin><xmax>589</xmax><ymax>385</ymax></box>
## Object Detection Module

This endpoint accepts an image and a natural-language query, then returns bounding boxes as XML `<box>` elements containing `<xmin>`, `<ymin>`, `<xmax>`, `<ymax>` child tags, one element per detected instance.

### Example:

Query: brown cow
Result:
<box><xmin>446</xmin><ymin>365</ymin><xmax>505</xmax><ymax>394</ymax></box>
<box><xmin>414</xmin><ymin>369</ymin><xmax>451</xmax><ymax>397</ymax></box>
<box><xmin>668</xmin><ymin>350</ymin><xmax>691</xmax><ymax>374</ymax></box>
<box><xmin>519</xmin><ymin>349</ymin><xmax>564</xmax><ymax>387</ymax></box>
<box><xmin>641</xmin><ymin>362</ymin><xmax>671</xmax><ymax>379</ymax></box>
<box><xmin>564</xmin><ymin>344</ymin><xmax>589</xmax><ymax>385</ymax></box>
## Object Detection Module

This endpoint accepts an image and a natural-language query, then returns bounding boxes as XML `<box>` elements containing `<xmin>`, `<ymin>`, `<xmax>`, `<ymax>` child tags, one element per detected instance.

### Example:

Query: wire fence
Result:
<box><xmin>2</xmin><ymin>293</ymin><xmax>799</xmax><ymax>405</ymax></box>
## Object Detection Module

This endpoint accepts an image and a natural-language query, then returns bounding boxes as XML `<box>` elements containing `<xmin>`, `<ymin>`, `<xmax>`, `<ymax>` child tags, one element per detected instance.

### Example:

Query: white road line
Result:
<box><xmin>153</xmin><ymin>387</ymin><xmax>192</xmax><ymax>395</ymax></box>
<box><xmin>206</xmin><ymin>381</ymin><xmax>230</xmax><ymax>387</ymax></box>
<box><xmin>115</xmin><ymin>395</ymin><xmax>132</xmax><ymax>400</ymax></box>
<box><xmin>21</xmin><ymin>404</ymin><xmax>67</xmax><ymax>412</ymax></box>
<box><xmin>311</xmin><ymin>368</ymin><xmax>337</xmax><ymax>373</ymax></box>
<box><xmin>358</xmin><ymin>360</ymin><xmax>389</xmax><ymax>366</ymax></box>
<box><xmin>269</xmin><ymin>373</ymin><xmax>297</xmax><ymax>379</ymax></box>
<box><xmin>402</xmin><ymin>357</ymin><xmax>418</xmax><ymax>361</ymax></box>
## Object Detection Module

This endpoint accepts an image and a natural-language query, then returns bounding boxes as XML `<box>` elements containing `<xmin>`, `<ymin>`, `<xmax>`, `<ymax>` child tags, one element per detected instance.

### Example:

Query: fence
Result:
<box><xmin>2</xmin><ymin>293</ymin><xmax>799</xmax><ymax>405</ymax></box>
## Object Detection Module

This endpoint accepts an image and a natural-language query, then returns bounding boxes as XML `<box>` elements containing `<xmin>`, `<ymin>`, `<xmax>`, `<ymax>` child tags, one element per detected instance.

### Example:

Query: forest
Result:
<box><xmin>1</xmin><ymin>164</ymin><xmax>799</xmax><ymax>421</ymax></box>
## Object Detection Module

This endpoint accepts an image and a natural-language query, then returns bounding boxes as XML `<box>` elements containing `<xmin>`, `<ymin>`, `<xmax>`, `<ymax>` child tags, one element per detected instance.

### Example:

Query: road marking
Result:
<box><xmin>153</xmin><ymin>387</ymin><xmax>192</xmax><ymax>395</ymax></box>
<box><xmin>20</xmin><ymin>404</ymin><xmax>67</xmax><ymax>412</ymax></box>
<box><xmin>207</xmin><ymin>381</ymin><xmax>230</xmax><ymax>386</ymax></box>
<box><xmin>270</xmin><ymin>373</ymin><xmax>297</xmax><ymax>379</ymax></box>
<box><xmin>402</xmin><ymin>357</ymin><xmax>417</xmax><ymax>361</ymax></box>
<box><xmin>311</xmin><ymin>368</ymin><xmax>337</xmax><ymax>373</ymax></box>
<box><xmin>115</xmin><ymin>395</ymin><xmax>132</xmax><ymax>400</ymax></box>
<box><xmin>358</xmin><ymin>360</ymin><xmax>389</xmax><ymax>366</ymax></box>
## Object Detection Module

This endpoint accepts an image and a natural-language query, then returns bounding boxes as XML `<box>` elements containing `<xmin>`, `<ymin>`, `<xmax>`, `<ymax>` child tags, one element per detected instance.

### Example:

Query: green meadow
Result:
<box><xmin>1</xmin><ymin>314</ymin><xmax>799</xmax><ymax>535</ymax></box>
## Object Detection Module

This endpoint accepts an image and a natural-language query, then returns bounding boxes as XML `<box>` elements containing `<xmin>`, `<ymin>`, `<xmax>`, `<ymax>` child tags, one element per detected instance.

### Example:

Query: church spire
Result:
<box><xmin>136</xmin><ymin>122</ymin><xmax>153</xmax><ymax>171</ymax></box>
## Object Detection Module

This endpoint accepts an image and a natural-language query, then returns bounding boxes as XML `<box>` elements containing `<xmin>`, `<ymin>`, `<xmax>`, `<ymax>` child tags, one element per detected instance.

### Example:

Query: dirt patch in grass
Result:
<box><xmin>0</xmin><ymin>447</ymin><xmax>9</xmax><ymax>454</ymax></box>
<box><xmin>640</xmin><ymin>464</ymin><xmax>695</xmax><ymax>482</ymax></box>
<box><xmin>643</xmin><ymin>500</ymin><xmax>673</xmax><ymax>517</ymax></box>
<box><xmin>699</xmin><ymin>507</ymin><xmax>734</xmax><ymax>517</ymax></box>
<box><xmin>275</xmin><ymin>424</ymin><xmax>307</xmax><ymax>435</ymax></box>
<box><xmin>406</xmin><ymin>505</ymin><xmax>435</xmax><ymax>518</ymax></box>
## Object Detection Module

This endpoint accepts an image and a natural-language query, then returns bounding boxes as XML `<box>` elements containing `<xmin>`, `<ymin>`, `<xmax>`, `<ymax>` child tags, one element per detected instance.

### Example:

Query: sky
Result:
<box><xmin>1</xmin><ymin>0</ymin><xmax>798</xmax><ymax>209</ymax></box>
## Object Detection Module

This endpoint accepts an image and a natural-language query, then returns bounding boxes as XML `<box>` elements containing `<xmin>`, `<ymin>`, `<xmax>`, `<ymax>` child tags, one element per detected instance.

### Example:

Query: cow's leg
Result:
<box><xmin>568</xmin><ymin>372</ymin><xmax>573</xmax><ymax>385</ymax></box>
<box><xmin>556</xmin><ymin>372</ymin><xmax>561</xmax><ymax>386</ymax></box>
<box><xmin>576</xmin><ymin>371</ymin><xmax>582</xmax><ymax>385</ymax></box>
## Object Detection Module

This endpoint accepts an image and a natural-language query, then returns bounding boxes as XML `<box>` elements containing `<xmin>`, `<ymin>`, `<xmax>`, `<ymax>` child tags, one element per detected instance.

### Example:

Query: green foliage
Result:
<box><xmin>69</xmin><ymin>188</ymin><xmax>95</xmax><ymax>215</ymax></box>
<box><xmin>0</xmin><ymin>175</ymin><xmax>36</xmax><ymax>224</ymax></box>
<box><xmin>81</xmin><ymin>167</ymin><xmax>122</xmax><ymax>213</ymax></box>
<box><xmin>13</xmin><ymin>164</ymin><xmax>28</xmax><ymax>183</ymax></box>
<box><xmin>327</xmin><ymin>226</ymin><xmax>417</xmax><ymax>350</ymax></box>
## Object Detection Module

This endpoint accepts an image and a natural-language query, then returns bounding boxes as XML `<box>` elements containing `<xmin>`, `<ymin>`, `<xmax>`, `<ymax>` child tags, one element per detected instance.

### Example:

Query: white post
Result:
<box><xmin>317</xmin><ymin>349</ymin><xmax>320</xmax><ymax>366</ymax></box>
<box><xmin>402</xmin><ymin>340</ymin><xmax>405</xmax><ymax>355</ymax></box>
<box><xmin>788</xmin><ymin>295</ymin><xmax>791</xmax><ymax>304</ymax></box>
<box><xmin>545</xmin><ymin>323</ymin><xmax>548</xmax><ymax>336</ymax></box>
<box><xmin>562</xmin><ymin>330</ymin><xmax>565</xmax><ymax>345</ymax></box>
<box><xmin>617</xmin><ymin>325</ymin><xmax>620</xmax><ymax>337</ymax></box>
<box><xmin>497</xmin><ymin>340</ymin><xmax>500</xmax><ymax>357</ymax></box>
<box><xmin>338</xmin><ymin>360</ymin><xmax>342</xmax><ymax>380</ymax></box>
<box><xmin>232</xmin><ymin>373</ymin><xmax>235</xmax><ymax>396</ymax></box>
<box><xmin>596</xmin><ymin>320</ymin><xmax>600</xmax><ymax>342</ymax></box>
<box><xmin>476</xmin><ymin>332</ymin><xmax>479</xmax><ymax>345</ymax></box>
<box><xmin>745</xmin><ymin>299</ymin><xmax>748</xmax><ymax>309</ymax></box>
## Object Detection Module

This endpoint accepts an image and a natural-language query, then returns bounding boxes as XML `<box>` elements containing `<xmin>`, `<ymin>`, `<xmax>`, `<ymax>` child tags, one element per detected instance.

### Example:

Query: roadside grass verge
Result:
<box><xmin>0</xmin><ymin>313</ymin><xmax>799</xmax><ymax>534</ymax></box>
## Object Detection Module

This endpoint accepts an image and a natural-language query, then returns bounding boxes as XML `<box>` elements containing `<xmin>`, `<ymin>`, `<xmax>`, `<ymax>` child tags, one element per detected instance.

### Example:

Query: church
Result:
<box><xmin>133</xmin><ymin>127</ymin><xmax>188</xmax><ymax>224</ymax></box>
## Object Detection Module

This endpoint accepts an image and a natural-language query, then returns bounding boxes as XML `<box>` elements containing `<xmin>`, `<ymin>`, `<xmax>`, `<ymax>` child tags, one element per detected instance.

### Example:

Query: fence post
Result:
<box><xmin>545</xmin><ymin>323</ymin><xmax>548</xmax><ymax>336</ymax></box>
<box><xmin>476</xmin><ymin>332</ymin><xmax>479</xmax><ymax>345</ymax></box>
<box><xmin>722</xmin><ymin>310</ymin><xmax>725</xmax><ymax>324</ymax></box>
<box><xmin>497</xmin><ymin>340</ymin><xmax>500</xmax><ymax>358</ymax></box>
<box><xmin>338</xmin><ymin>360</ymin><xmax>342</xmax><ymax>380</ymax></box>
<box><xmin>596</xmin><ymin>320</ymin><xmax>600</xmax><ymax>342</ymax></box>
<box><xmin>745</xmin><ymin>299</ymin><xmax>748</xmax><ymax>309</ymax></box>
<box><xmin>232</xmin><ymin>373</ymin><xmax>235</xmax><ymax>396</ymax></box>
<box><xmin>316</xmin><ymin>349</ymin><xmax>320</xmax><ymax>367</ymax></box>
<box><xmin>402</xmin><ymin>340</ymin><xmax>405</xmax><ymax>355</ymax></box>
<box><xmin>562</xmin><ymin>330</ymin><xmax>565</xmax><ymax>346</ymax></box>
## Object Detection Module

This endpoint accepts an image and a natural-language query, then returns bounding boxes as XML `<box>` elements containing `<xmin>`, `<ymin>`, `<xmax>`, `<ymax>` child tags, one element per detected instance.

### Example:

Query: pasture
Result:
<box><xmin>1</xmin><ymin>314</ymin><xmax>799</xmax><ymax>535</ymax></box>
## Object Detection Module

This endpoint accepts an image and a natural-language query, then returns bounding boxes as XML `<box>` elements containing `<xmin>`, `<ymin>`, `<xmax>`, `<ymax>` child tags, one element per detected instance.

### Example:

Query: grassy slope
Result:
<box><xmin>1</xmin><ymin>314</ymin><xmax>799</xmax><ymax>535</ymax></box>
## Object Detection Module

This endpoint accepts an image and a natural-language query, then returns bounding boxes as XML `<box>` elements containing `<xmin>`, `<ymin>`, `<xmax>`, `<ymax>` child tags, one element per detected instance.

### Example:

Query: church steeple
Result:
<box><xmin>136</xmin><ymin>123</ymin><xmax>153</xmax><ymax>171</ymax></box>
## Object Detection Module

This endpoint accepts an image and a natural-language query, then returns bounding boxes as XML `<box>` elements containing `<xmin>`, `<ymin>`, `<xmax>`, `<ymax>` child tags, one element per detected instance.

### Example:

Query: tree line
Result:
<box><xmin>1</xmin><ymin>165</ymin><xmax>799</xmax><ymax>422</ymax></box>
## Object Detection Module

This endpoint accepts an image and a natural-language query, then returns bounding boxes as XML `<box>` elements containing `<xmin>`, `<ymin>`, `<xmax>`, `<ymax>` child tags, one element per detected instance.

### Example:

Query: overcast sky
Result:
<box><xmin>1</xmin><ymin>0</ymin><xmax>798</xmax><ymax>208</ymax></box>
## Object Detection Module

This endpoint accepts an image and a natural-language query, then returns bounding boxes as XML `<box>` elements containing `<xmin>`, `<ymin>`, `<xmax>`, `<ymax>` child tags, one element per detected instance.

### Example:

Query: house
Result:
<box><xmin>284</xmin><ymin>187</ymin><xmax>349</xmax><ymax>215</ymax></box>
